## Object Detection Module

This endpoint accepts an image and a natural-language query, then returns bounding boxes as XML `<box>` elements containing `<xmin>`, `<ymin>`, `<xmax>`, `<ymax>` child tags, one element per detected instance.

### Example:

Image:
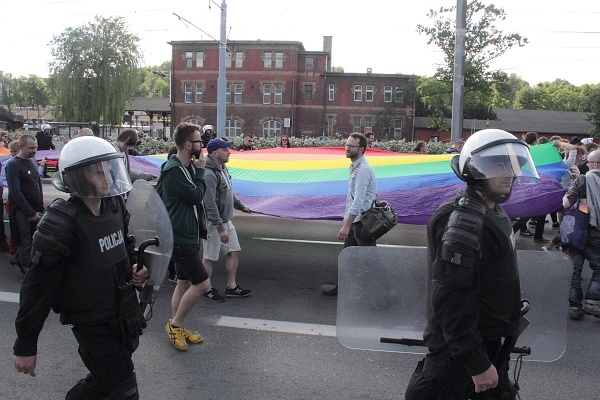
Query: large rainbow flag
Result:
<box><xmin>136</xmin><ymin>142</ymin><xmax>568</xmax><ymax>224</ymax></box>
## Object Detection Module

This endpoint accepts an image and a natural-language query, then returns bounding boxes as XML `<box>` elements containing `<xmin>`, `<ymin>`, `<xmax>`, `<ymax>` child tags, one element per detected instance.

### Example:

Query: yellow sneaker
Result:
<box><xmin>165</xmin><ymin>320</ymin><xmax>188</xmax><ymax>351</ymax></box>
<box><xmin>182</xmin><ymin>328</ymin><xmax>203</xmax><ymax>344</ymax></box>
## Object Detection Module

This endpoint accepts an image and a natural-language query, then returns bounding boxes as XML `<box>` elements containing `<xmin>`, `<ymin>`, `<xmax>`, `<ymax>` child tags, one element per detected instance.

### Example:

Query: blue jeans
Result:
<box><xmin>568</xmin><ymin>235</ymin><xmax>600</xmax><ymax>307</ymax></box>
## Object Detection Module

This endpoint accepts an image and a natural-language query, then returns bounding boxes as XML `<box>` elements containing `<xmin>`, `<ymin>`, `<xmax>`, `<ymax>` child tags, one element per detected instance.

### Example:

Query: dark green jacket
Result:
<box><xmin>158</xmin><ymin>155</ymin><xmax>207</xmax><ymax>244</ymax></box>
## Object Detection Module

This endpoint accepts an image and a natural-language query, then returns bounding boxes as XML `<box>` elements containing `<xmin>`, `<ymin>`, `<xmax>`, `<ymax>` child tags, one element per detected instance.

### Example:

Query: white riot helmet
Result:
<box><xmin>203</xmin><ymin>125</ymin><xmax>214</xmax><ymax>133</ymax></box>
<box><xmin>451</xmin><ymin>129</ymin><xmax>539</xmax><ymax>202</ymax></box>
<box><xmin>42</xmin><ymin>124</ymin><xmax>52</xmax><ymax>132</ymax></box>
<box><xmin>52</xmin><ymin>136</ymin><xmax>133</xmax><ymax>198</ymax></box>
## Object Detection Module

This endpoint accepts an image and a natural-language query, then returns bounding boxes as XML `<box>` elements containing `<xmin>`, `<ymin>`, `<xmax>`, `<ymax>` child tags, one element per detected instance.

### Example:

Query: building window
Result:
<box><xmin>196</xmin><ymin>51</ymin><xmax>204</xmax><ymax>68</ymax></box>
<box><xmin>264</xmin><ymin>52</ymin><xmax>272</xmax><ymax>68</ymax></box>
<box><xmin>274</xmin><ymin>83</ymin><xmax>283</xmax><ymax>104</ymax></box>
<box><xmin>326</xmin><ymin>116</ymin><xmax>334</xmax><ymax>136</ymax></box>
<box><xmin>384</xmin><ymin>86</ymin><xmax>393</xmax><ymax>102</ymax></box>
<box><xmin>304</xmin><ymin>84</ymin><xmax>313</xmax><ymax>101</ymax></box>
<box><xmin>263</xmin><ymin>120</ymin><xmax>282</xmax><ymax>137</ymax></box>
<box><xmin>353</xmin><ymin>117</ymin><xmax>362</xmax><ymax>132</ymax></box>
<box><xmin>226</xmin><ymin>83</ymin><xmax>231</xmax><ymax>104</ymax></box>
<box><xmin>263</xmin><ymin>83</ymin><xmax>271</xmax><ymax>104</ymax></box>
<box><xmin>365</xmin><ymin>117</ymin><xmax>373</xmax><ymax>131</ymax></box>
<box><xmin>366</xmin><ymin>85</ymin><xmax>374</xmax><ymax>102</ymax></box>
<box><xmin>234</xmin><ymin>83</ymin><xmax>243</xmax><ymax>104</ymax></box>
<box><xmin>184</xmin><ymin>83</ymin><xmax>192</xmax><ymax>103</ymax></box>
<box><xmin>195</xmin><ymin>83</ymin><xmax>203</xmax><ymax>103</ymax></box>
<box><xmin>328</xmin><ymin>84</ymin><xmax>335</xmax><ymax>101</ymax></box>
<box><xmin>395</xmin><ymin>87</ymin><xmax>404</xmax><ymax>103</ymax></box>
<box><xmin>275</xmin><ymin>52</ymin><xmax>284</xmax><ymax>68</ymax></box>
<box><xmin>235</xmin><ymin>51</ymin><xmax>243</xmax><ymax>68</ymax></box>
<box><xmin>185</xmin><ymin>51</ymin><xmax>193</xmax><ymax>68</ymax></box>
<box><xmin>226</xmin><ymin>52</ymin><xmax>232</xmax><ymax>68</ymax></box>
<box><xmin>186</xmin><ymin>118</ymin><xmax>202</xmax><ymax>125</ymax></box>
<box><xmin>354</xmin><ymin>85</ymin><xmax>362</xmax><ymax>102</ymax></box>
<box><xmin>394</xmin><ymin>118</ymin><xmax>403</xmax><ymax>138</ymax></box>
<box><xmin>226</xmin><ymin>119</ymin><xmax>242</xmax><ymax>137</ymax></box>
<box><xmin>305</xmin><ymin>57</ymin><xmax>314</xmax><ymax>70</ymax></box>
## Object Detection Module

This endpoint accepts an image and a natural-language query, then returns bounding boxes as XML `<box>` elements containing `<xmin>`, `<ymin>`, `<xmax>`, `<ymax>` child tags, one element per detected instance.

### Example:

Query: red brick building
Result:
<box><xmin>169</xmin><ymin>37</ymin><xmax>414</xmax><ymax>139</ymax></box>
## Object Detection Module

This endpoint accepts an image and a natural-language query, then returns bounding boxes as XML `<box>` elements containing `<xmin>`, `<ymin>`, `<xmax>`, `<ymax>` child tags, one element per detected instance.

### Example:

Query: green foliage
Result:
<box><xmin>134</xmin><ymin>61</ymin><xmax>172</xmax><ymax>98</ymax></box>
<box><xmin>514</xmin><ymin>80</ymin><xmax>595</xmax><ymax>112</ymax></box>
<box><xmin>135</xmin><ymin>137</ymin><xmax>174</xmax><ymax>155</ymax></box>
<box><xmin>416</xmin><ymin>1</ymin><xmax>527</xmax><ymax>119</ymax></box>
<box><xmin>49</xmin><ymin>16</ymin><xmax>141</xmax><ymax>125</ymax></box>
<box><xmin>0</xmin><ymin>72</ymin><xmax>51</xmax><ymax>109</ymax></box>
<box><xmin>586</xmin><ymin>87</ymin><xmax>600</xmax><ymax>137</ymax></box>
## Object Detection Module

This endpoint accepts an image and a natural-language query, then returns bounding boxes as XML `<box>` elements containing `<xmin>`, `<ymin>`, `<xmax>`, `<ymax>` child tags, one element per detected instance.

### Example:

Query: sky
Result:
<box><xmin>1</xmin><ymin>0</ymin><xmax>599</xmax><ymax>86</ymax></box>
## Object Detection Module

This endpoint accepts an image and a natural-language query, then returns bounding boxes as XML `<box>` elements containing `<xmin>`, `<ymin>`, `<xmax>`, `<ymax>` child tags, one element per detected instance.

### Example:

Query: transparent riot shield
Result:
<box><xmin>336</xmin><ymin>246</ymin><xmax>570</xmax><ymax>362</ymax></box>
<box><xmin>126</xmin><ymin>180</ymin><xmax>174</xmax><ymax>319</ymax></box>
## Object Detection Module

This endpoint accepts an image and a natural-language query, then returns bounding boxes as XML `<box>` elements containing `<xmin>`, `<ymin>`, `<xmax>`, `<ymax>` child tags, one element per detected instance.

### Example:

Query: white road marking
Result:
<box><xmin>0</xmin><ymin>291</ymin><xmax>20</xmax><ymax>303</ymax></box>
<box><xmin>252</xmin><ymin>237</ymin><xmax>424</xmax><ymax>249</ymax></box>
<box><xmin>213</xmin><ymin>316</ymin><xmax>337</xmax><ymax>337</ymax></box>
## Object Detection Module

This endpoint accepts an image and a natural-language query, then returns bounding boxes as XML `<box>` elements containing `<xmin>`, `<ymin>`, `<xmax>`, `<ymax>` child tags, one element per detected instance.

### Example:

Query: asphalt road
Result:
<box><xmin>0</xmin><ymin>183</ymin><xmax>599</xmax><ymax>399</ymax></box>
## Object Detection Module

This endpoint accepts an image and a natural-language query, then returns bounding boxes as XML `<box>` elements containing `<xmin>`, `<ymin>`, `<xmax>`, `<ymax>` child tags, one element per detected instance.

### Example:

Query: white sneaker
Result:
<box><xmin>541</xmin><ymin>246</ymin><xmax>548</xmax><ymax>252</ymax></box>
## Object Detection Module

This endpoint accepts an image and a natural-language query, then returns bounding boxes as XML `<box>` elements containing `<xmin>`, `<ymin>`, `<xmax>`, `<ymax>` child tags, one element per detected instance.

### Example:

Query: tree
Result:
<box><xmin>416</xmin><ymin>1</ymin><xmax>527</xmax><ymax>119</ymax></box>
<box><xmin>586</xmin><ymin>86</ymin><xmax>600</xmax><ymax>137</ymax></box>
<box><xmin>0</xmin><ymin>71</ymin><xmax>18</xmax><ymax>111</ymax></box>
<box><xmin>134</xmin><ymin>61</ymin><xmax>172</xmax><ymax>98</ymax></box>
<box><xmin>20</xmin><ymin>75</ymin><xmax>51</xmax><ymax>109</ymax></box>
<box><xmin>49</xmin><ymin>16</ymin><xmax>140</xmax><ymax>125</ymax></box>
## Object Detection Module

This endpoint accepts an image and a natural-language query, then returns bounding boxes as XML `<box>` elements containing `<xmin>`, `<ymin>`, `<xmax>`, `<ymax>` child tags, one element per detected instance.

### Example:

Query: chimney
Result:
<box><xmin>323</xmin><ymin>36</ymin><xmax>332</xmax><ymax>72</ymax></box>
<box><xmin>367</xmin><ymin>68</ymin><xmax>372</xmax><ymax>74</ymax></box>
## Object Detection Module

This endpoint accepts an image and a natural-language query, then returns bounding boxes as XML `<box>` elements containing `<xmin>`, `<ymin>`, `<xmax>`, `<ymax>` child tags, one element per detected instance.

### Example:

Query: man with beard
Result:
<box><xmin>158</xmin><ymin>122</ymin><xmax>212</xmax><ymax>351</ymax></box>
<box><xmin>323</xmin><ymin>132</ymin><xmax>377</xmax><ymax>296</ymax></box>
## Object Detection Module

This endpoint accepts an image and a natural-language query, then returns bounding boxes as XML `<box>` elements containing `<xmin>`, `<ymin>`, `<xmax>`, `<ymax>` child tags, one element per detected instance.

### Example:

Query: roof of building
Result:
<box><xmin>168</xmin><ymin>40</ymin><xmax>305</xmax><ymax>50</ymax></box>
<box><xmin>125</xmin><ymin>97</ymin><xmax>171</xmax><ymax>113</ymax></box>
<box><xmin>415</xmin><ymin>107</ymin><xmax>593</xmax><ymax>136</ymax></box>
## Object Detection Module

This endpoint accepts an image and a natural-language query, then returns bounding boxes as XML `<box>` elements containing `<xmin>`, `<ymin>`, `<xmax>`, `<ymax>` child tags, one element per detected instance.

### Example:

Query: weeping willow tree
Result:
<box><xmin>49</xmin><ymin>16</ymin><xmax>140</xmax><ymax>125</ymax></box>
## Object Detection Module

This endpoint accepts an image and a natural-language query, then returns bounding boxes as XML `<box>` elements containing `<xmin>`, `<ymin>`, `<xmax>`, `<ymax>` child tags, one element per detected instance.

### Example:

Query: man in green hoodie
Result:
<box><xmin>158</xmin><ymin>122</ymin><xmax>211</xmax><ymax>351</ymax></box>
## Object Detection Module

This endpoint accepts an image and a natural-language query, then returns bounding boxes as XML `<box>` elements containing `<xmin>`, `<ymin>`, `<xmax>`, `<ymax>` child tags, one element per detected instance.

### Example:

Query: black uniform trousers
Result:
<box><xmin>67</xmin><ymin>318</ymin><xmax>139</xmax><ymax>399</ymax></box>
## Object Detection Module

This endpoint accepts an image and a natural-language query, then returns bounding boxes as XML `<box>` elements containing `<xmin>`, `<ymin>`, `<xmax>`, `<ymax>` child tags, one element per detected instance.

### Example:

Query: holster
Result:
<box><xmin>118</xmin><ymin>281</ymin><xmax>145</xmax><ymax>339</ymax></box>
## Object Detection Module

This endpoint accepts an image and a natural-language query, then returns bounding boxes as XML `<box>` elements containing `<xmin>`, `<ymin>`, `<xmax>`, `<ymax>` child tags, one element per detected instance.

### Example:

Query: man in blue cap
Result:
<box><xmin>201</xmin><ymin>138</ymin><xmax>252</xmax><ymax>302</ymax></box>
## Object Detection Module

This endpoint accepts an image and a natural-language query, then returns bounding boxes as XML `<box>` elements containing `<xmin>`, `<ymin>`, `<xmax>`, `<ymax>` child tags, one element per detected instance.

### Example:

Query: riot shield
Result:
<box><xmin>336</xmin><ymin>246</ymin><xmax>570</xmax><ymax>362</ymax></box>
<box><xmin>126</xmin><ymin>180</ymin><xmax>174</xmax><ymax>319</ymax></box>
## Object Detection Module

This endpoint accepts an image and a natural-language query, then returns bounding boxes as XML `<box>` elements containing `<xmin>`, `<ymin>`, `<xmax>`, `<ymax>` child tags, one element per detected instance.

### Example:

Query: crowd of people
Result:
<box><xmin>4</xmin><ymin>123</ymin><xmax>598</xmax><ymax>399</ymax></box>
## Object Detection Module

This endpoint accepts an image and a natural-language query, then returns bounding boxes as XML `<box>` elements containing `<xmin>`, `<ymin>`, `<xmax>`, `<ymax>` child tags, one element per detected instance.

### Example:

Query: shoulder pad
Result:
<box><xmin>440</xmin><ymin>196</ymin><xmax>486</xmax><ymax>267</ymax></box>
<box><xmin>30</xmin><ymin>199</ymin><xmax>77</xmax><ymax>265</ymax></box>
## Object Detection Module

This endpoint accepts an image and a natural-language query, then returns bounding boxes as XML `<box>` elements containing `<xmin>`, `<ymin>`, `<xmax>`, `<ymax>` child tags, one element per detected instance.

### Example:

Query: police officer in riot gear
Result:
<box><xmin>13</xmin><ymin>136</ymin><xmax>149</xmax><ymax>399</ymax></box>
<box><xmin>405</xmin><ymin>129</ymin><xmax>540</xmax><ymax>400</ymax></box>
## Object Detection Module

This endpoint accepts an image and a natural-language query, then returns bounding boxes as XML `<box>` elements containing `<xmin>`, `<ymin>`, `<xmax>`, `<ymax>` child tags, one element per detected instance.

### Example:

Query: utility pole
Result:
<box><xmin>451</xmin><ymin>0</ymin><xmax>467</xmax><ymax>142</ymax></box>
<box><xmin>216</xmin><ymin>0</ymin><xmax>227</xmax><ymax>138</ymax></box>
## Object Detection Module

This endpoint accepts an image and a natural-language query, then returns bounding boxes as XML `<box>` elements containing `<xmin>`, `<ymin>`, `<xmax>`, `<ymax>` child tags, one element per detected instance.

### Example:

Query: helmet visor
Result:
<box><xmin>470</xmin><ymin>142</ymin><xmax>540</xmax><ymax>184</ymax></box>
<box><xmin>63</xmin><ymin>158</ymin><xmax>133</xmax><ymax>198</ymax></box>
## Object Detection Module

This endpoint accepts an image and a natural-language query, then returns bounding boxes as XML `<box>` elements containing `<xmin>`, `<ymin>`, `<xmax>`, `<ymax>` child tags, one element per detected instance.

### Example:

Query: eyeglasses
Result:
<box><xmin>345</xmin><ymin>144</ymin><xmax>361</xmax><ymax>149</ymax></box>
<box><xmin>189</xmin><ymin>140</ymin><xmax>203</xmax><ymax>143</ymax></box>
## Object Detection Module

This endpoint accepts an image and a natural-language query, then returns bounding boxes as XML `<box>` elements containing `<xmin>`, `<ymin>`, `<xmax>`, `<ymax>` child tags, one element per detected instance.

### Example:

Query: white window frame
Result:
<box><xmin>185</xmin><ymin>51</ymin><xmax>193</xmax><ymax>68</ymax></box>
<box><xmin>275</xmin><ymin>52</ymin><xmax>284</xmax><ymax>68</ymax></box>
<box><xmin>263</xmin><ymin>83</ymin><xmax>271</xmax><ymax>104</ymax></box>
<box><xmin>328</xmin><ymin>84</ymin><xmax>335</xmax><ymax>101</ymax></box>
<box><xmin>234</xmin><ymin>83</ymin><xmax>243</xmax><ymax>104</ymax></box>
<box><xmin>235</xmin><ymin>51</ymin><xmax>243</xmax><ymax>68</ymax></box>
<box><xmin>365</xmin><ymin>85</ymin><xmax>374</xmax><ymax>102</ymax></box>
<box><xmin>326</xmin><ymin>116</ymin><xmax>334</xmax><ymax>135</ymax></box>
<box><xmin>226</xmin><ymin>119</ymin><xmax>242</xmax><ymax>137</ymax></box>
<box><xmin>226</xmin><ymin>83</ymin><xmax>231</xmax><ymax>104</ymax></box>
<box><xmin>195</xmin><ymin>83</ymin><xmax>203</xmax><ymax>103</ymax></box>
<box><xmin>184</xmin><ymin>83</ymin><xmax>192</xmax><ymax>103</ymax></box>
<box><xmin>264</xmin><ymin>52</ymin><xmax>272</xmax><ymax>68</ymax></box>
<box><xmin>393</xmin><ymin>118</ymin><xmax>403</xmax><ymax>138</ymax></box>
<box><xmin>274</xmin><ymin>83</ymin><xmax>283</xmax><ymax>105</ymax></box>
<box><xmin>354</xmin><ymin>85</ymin><xmax>362</xmax><ymax>102</ymax></box>
<box><xmin>196</xmin><ymin>51</ymin><xmax>204</xmax><ymax>68</ymax></box>
<box><xmin>262</xmin><ymin>120</ymin><xmax>282</xmax><ymax>137</ymax></box>
<box><xmin>384</xmin><ymin>86</ymin><xmax>393</xmax><ymax>102</ymax></box>
<box><xmin>395</xmin><ymin>87</ymin><xmax>404</xmax><ymax>103</ymax></box>
<box><xmin>364</xmin><ymin>117</ymin><xmax>373</xmax><ymax>131</ymax></box>
<box><xmin>353</xmin><ymin>117</ymin><xmax>362</xmax><ymax>132</ymax></box>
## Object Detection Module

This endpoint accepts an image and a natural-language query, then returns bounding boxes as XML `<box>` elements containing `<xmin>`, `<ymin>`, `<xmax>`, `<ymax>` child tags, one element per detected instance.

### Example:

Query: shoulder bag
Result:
<box><xmin>359</xmin><ymin>200</ymin><xmax>397</xmax><ymax>241</ymax></box>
